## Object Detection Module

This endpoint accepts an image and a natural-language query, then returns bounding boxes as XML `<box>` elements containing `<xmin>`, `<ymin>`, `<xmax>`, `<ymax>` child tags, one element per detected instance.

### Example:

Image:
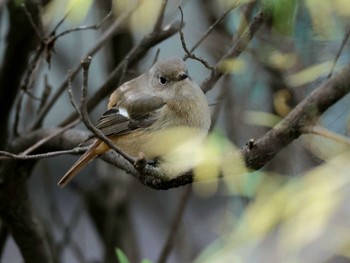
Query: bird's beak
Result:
<box><xmin>179</xmin><ymin>73</ymin><xmax>188</xmax><ymax>80</ymax></box>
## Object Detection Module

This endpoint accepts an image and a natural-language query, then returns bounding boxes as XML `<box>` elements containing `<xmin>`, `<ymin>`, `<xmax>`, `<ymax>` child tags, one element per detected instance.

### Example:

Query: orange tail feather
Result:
<box><xmin>58</xmin><ymin>141</ymin><xmax>104</xmax><ymax>187</ymax></box>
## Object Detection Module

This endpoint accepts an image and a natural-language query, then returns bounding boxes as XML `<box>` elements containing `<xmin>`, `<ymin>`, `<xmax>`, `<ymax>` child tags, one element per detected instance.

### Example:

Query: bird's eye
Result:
<box><xmin>159</xmin><ymin>76</ymin><xmax>167</xmax><ymax>85</ymax></box>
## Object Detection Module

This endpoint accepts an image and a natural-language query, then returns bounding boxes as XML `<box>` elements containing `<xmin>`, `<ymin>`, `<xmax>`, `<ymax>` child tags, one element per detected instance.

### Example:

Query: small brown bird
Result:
<box><xmin>58</xmin><ymin>57</ymin><xmax>211</xmax><ymax>187</ymax></box>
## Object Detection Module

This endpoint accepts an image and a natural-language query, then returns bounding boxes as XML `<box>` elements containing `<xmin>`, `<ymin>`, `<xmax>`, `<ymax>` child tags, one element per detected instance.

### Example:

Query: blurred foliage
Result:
<box><xmin>116</xmin><ymin>248</ymin><xmax>152</xmax><ymax>263</ymax></box>
<box><xmin>193</xmin><ymin>0</ymin><xmax>350</xmax><ymax>262</ymax></box>
<box><xmin>218</xmin><ymin>58</ymin><xmax>247</xmax><ymax>74</ymax></box>
<box><xmin>273</xmin><ymin>89</ymin><xmax>293</xmax><ymax>117</ymax></box>
<box><xmin>195</xmin><ymin>150</ymin><xmax>350</xmax><ymax>263</ymax></box>
<box><xmin>286</xmin><ymin>61</ymin><xmax>334</xmax><ymax>87</ymax></box>
<box><xmin>116</xmin><ymin>248</ymin><xmax>130</xmax><ymax>263</ymax></box>
<box><xmin>268</xmin><ymin>51</ymin><xmax>297</xmax><ymax>70</ymax></box>
<box><xmin>66</xmin><ymin>0</ymin><xmax>93</xmax><ymax>23</ymax></box>
<box><xmin>44</xmin><ymin>0</ymin><xmax>93</xmax><ymax>25</ymax></box>
<box><xmin>244</xmin><ymin>111</ymin><xmax>282</xmax><ymax>127</ymax></box>
<box><xmin>113</xmin><ymin>0</ymin><xmax>162</xmax><ymax>35</ymax></box>
<box><xmin>269</xmin><ymin>0</ymin><xmax>298</xmax><ymax>35</ymax></box>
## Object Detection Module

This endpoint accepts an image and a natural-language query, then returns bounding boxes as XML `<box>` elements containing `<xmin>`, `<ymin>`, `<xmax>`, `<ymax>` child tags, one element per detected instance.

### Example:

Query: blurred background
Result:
<box><xmin>1</xmin><ymin>0</ymin><xmax>350</xmax><ymax>262</ymax></box>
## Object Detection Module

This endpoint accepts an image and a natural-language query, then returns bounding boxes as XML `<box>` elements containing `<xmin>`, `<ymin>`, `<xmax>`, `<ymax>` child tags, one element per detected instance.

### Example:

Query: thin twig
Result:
<box><xmin>21</xmin><ymin>3</ymin><xmax>43</xmax><ymax>39</ymax></box>
<box><xmin>56</xmin><ymin>203</ymin><xmax>86</xmax><ymax>263</ymax></box>
<box><xmin>232</xmin><ymin>0</ymin><xmax>256</xmax><ymax>43</ymax></box>
<box><xmin>46</xmin><ymin>10</ymin><xmax>112</xmax><ymax>67</ymax></box>
<box><xmin>37</xmin><ymin>74</ymin><xmax>52</xmax><ymax>113</ymax></box>
<box><xmin>67</xmin><ymin>69</ymin><xmax>81</xmax><ymax>115</ymax></box>
<box><xmin>51</xmin><ymin>13</ymin><xmax>69</xmax><ymax>34</ymax></box>
<box><xmin>157</xmin><ymin>186</ymin><xmax>192</xmax><ymax>263</ymax></box>
<box><xmin>21</xmin><ymin>119</ymin><xmax>80</xmax><ymax>156</ymax></box>
<box><xmin>13</xmin><ymin>92</ymin><xmax>24</xmax><ymax>136</ymax></box>
<box><xmin>118</xmin><ymin>57</ymin><xmax>130</xmax><ymax>87</ymax></box>
<box><xmin>0</xmin><ymin>147</ymin><xmax>87</xmax><ymax>160</ymax></box>
<box><xmin>210</xmin><ymin>76</ymin><xmax>229</xmax><ymax>131</ymax></box>
<box><xmin>187</xmin><ymin>5</ymin><xmax>236</xmax><ymax>55</ymax></box>
<box><xmin>21</xmin><ymin>44</ymin><xmax>45</xmax><ymax>93</ymax></box>
<box><xmin>178</xmin><ymin>6</ymin><xmax>214</xmax><ymax>71</ymax></box>
<box><xmin>22</xmin><ymin>89</ymin><xmax>42</xmax><ymax>100</ymax></box>
<box><xmin>327</xmin><ymin>24</ymin><xmax>350</xmax><ymax>79</ymax></box>
<box><xmin>20</xmin><ymin>3</ymin><xmax>45</xmax><ymax>92</ymax></box>
<box><xmin>303</xmin><ymin>125</ymin><xmax>350</xmax><ymax>147</ymax></box>
<box><xmin>152</xmin><ymin>48</ymin><xmax>161</xmax><ymax>65</ymax></box>
<box><xmin>54</xmin><ymin>11</ymin><xmax>112</xmax><ymax>39</ymax></box>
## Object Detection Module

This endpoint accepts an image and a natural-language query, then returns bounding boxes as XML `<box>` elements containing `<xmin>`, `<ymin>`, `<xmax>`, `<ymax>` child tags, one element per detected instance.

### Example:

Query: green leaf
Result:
<box><xmin>14</xmin><ymin>0</ymin><xmax>25</xmax><ymax>6</ymax></box>
<box><xmin>265</xmin><ymin>0</ymin><xmax>298</xmax><ymax>35</ymax></box>
<box><xmin>141</xmin><ymin>259</ymin><xmax>153</xmax><ymax>263</ymax></box>
<box><xmin>115</xmin><ymin>248</ymin><xmax>130</xmax><ymax>263</ymax></box>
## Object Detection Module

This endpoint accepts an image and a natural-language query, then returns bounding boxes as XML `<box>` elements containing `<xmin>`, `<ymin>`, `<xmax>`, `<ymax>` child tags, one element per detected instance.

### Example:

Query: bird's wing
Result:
<box><xmin>95</xmin><ymin>108</ymin><xmax>131</xmax><ymax>136</ymax></box>
<box><xmin>95</xmin><ymin>75</ymin><xmax>165</xmax><ymax>137</ymax></box>
<box><xmin>108</xmin><ymin>74</ymin><xmax>155</xmax><ymax>110</ymax></box>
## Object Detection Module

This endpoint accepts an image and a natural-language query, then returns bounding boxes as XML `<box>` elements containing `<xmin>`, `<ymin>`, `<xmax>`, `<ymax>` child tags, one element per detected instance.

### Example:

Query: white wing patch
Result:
<box><xmin>119</xmin><ymin>107</ymin><xmax>129</xmax><ymax>118</ymax></box>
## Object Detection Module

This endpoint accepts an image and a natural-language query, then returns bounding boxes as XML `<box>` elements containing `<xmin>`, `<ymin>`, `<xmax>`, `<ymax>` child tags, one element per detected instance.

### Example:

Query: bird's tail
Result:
<box><xmin>58</xmin><ymin>140</ymin><xmax>102</xmax><ymax>187</ymax></box>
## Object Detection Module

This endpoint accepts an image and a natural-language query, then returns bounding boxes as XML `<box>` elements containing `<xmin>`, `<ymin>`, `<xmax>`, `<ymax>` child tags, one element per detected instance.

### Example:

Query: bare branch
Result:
<box><xmin>54</xmin><ymin>11</ymin><xmax>112</xmax><ymax>40</ymax></box>
<box><xmin>21</xmin><ymin>119</ymin><xmax>80</xmax><ymax>155</ymax></box>
<box><xmin>56</xmin><ymin>204</ymin><xmax>86</xmax><ymax>263</ymax></box>
<box><xmin>0</xmin><ymin>147</ymin><xmax>87</xmax><ymax>160</ymax></box>
<box><xmin>51</xmin><ymin>12</ymin><xmax>69</xmax><ymax>34</ymax></box>
<box><xmin>157</xmin><ymin>186</ymin><xmax>192</xmax><ymax>263</ymax></box>
<box><xmin>0</xmin><ymin>1</ymin><xmax>41</xmax><ymax>148</ymax></box>
<box><xmin>327</xmin><ymin>24</ymin><xmax>350</xmax><ymax>79</ymax></box>
<box><xmin>152</xmin><ymin>48</ymin><xmax>161</xmax><ymax>65</ymax></box>
<box><xmin>37</xmin><ymin>74</ymin><xmax>52</xmax><ymax>113</ymax></box>
<box><xmin>17</xmin><ymin>66</ymin><xmax>350</xmax><ymax>189</ymax></box>
<box><xmin>187</xmin><ymin>4</ymin><xmax>236</xmax><ymax>55</ymax></box>
<box><xmin>30</xmin><ymin>3</ymin><xmax>138</xmax><ymax>130</ymax></box>
<box><xmin>66</xmin><ymin>70</ymin><xmax>81</xmax><ymax>115</ymax></box>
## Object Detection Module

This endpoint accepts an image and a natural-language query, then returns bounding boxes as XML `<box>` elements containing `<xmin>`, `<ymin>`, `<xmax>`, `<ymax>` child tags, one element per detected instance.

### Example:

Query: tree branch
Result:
<box><xmin>201</xmin><ymin>4</ymin><xmax>273</xmax><ymax>93</ymax></box>
<box><xmin>0</xmin><ymin>0</ymin><xmax>40</xmax><ymax>148</ymax></box>
<box><xmin>11</xmin><ymin>61</ymin><xmax>350</xmax><ymax>192</ymax></box>
<box><xmin>242</xmin><ymin>65</ymin><xmax>350</xmax><ymax>170</ymax></box>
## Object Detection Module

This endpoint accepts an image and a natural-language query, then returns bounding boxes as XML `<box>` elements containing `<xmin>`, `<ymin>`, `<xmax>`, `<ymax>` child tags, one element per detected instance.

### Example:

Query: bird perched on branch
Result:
<box><xmin>58</xmin><ymin>57</ymin><xmax>211</xmax><ymax>187</ymax></box>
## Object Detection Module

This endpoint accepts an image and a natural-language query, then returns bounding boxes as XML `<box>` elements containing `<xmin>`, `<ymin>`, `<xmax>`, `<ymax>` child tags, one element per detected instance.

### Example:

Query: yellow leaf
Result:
<box><xmin>244</xmin><ymin>111</ymin><xmax>282</xmax><ymax>127</ymax></box>
<box><xmin>304</xmin><ymin>0</ymin><xmax>336</xmax><ymax>39</ymax></box>
<box><xmin>66</xmin><ymin>0</ymin><xmax>93</xmax><ymax>24</ymax></box>
<box><xmin>334</xmin><ymin>0</ymin><xmax>350</xmax><ymax>17</ymax></box>
<box><xmin>114</xmin><ymin>0</ymin><xmax>162</xmax><ymax>34</ymax></box>
<box><xmin>286</xmin><ymin>61</ymin><xmax>333</xmax><ymax>87</ymax></box>
<box><xmin>269</xmin><ymin>51</ymin><xmax>297</xmax><ymax>70</ymax></box>
<box><xmin>217</xmin><ymin>58</ymin><xmax>247</xmax><ymax>74</ymax></box>
<box><xmin>303</xmin><ymin>133</ymin><xmax>350</xmax><ymax>161</ymax></box>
